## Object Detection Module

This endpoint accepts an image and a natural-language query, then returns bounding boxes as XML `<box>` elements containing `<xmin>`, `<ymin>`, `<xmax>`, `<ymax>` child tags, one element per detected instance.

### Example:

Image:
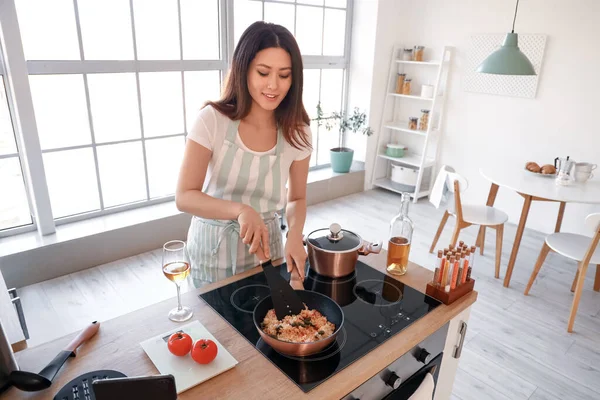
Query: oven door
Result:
<box><xmin>382</xmin><ymin>352</ymin><xmax>443</xmax><ymax>400</ymax></box>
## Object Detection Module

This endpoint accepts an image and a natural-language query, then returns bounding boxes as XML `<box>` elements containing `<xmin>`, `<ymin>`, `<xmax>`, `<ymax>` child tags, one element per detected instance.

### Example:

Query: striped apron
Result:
<box><xmin>187</xmin><ymin>119</ymin><xmax>285</xmax><ymax>287</ymax></box>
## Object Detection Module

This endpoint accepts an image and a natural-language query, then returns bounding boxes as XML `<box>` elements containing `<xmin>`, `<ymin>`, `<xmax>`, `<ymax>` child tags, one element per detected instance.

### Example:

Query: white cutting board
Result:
<box><xmin>140</xmin><ymin>320</ymin><xmax>238</xmax><ymax>394</ymax></box>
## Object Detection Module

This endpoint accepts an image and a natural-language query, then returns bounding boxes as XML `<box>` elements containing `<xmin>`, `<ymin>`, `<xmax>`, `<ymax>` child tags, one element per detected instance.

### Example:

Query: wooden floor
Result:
<box><xmin>18</xmin><ymin>189</ymin><xmax>600</xmax><ymax>399</ymax></box>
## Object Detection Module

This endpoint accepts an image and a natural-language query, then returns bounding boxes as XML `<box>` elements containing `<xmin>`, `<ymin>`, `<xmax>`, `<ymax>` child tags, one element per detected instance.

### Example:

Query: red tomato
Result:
<box><xmin>191</xmin><ymin>339</ymin><xmax>218</xmax><ymax>364</ymax></box>
<box><xmin>167</xmin><ymin>332</ymin><xmax>193</xmax><ymax>357</ymax></box>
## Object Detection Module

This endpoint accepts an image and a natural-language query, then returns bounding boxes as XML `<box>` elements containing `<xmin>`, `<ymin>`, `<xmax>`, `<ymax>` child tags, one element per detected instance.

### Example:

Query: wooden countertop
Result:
<box><xmin>6</xmin><ymin>251</ymin><xmax>477</xmax><ymax>400</ymax></box>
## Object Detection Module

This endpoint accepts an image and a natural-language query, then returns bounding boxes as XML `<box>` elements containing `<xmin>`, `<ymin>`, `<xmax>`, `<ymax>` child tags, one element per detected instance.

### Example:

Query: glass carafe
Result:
<box><xmin>387</xmin><ymin>192</ymin><xmax>414</xmax><ymax>276</ymax></box>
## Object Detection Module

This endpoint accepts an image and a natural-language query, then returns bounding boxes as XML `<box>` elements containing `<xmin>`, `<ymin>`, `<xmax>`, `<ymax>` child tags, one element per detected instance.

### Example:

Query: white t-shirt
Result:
<box><xmin>186</xmin><ymin>105</ymin><xmax>312</xmax><ymax>212</ymax></box>
<box><xmin>187</xmin><ymin>105</ymin><xmax>311</xmax><ymax>160</ymax></box>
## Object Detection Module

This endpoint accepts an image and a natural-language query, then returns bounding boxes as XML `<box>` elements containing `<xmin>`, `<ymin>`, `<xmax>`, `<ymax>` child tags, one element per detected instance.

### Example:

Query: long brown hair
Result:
<box><xmin>206</xmin><ymin>21</ymin><xmax>311</xmax><ymax>150</ymax></box>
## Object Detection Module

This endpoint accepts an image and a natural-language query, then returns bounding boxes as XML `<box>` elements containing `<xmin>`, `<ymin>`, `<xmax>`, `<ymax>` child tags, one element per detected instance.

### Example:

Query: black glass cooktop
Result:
<box><xmin>199</xmin><ymin>261</ymin><xmax>440</xmax><ymax>393</ymax></box>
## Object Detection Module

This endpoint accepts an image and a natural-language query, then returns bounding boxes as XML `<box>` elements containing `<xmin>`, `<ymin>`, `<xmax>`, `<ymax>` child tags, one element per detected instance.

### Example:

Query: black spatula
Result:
<box><xmin>261</xmin><ymin>259</ymin><xmax>304</xmax><ymax>319</ymax></box>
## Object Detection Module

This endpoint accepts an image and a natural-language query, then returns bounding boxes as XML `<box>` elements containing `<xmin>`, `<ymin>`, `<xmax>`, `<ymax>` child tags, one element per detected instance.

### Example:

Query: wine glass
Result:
<box><xmin>162</xmin><ymin>240</ymin><xmax>193</xmax><ymax>322</ymax></box>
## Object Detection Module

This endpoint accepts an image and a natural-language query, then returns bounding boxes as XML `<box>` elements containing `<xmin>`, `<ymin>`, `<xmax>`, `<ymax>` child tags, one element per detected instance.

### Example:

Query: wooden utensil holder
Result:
<box><xmin>426</xmin><ymin>278</ymin><xmax>475</xmax><ymax>305</ymax></box>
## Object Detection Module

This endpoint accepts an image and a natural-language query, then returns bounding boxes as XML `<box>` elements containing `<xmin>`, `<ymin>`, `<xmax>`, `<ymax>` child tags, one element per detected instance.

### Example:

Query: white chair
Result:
<box><xmin>525</xmin><ymin>213</ymin><xmax>600</xmax><ymax>333</ymax></box>
<box><xmin>429</xmin><ymin>169</ymin><xmax>509</xmax><ymax>278</ymax></box>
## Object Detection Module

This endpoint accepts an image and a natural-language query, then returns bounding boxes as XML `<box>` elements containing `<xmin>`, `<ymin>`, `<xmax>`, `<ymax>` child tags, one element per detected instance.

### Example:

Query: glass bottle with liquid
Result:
<box><xmin>387</xmin><ymin>192</ymin><xmax>415</xmax><ymax>276</ymax></box>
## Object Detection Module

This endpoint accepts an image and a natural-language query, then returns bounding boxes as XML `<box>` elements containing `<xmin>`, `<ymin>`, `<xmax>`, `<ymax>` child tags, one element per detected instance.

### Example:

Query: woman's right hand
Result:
<box><xmin>237</xmin><ymin>205</ymin><xmax>270</xmax><ymax>259</ymax></box>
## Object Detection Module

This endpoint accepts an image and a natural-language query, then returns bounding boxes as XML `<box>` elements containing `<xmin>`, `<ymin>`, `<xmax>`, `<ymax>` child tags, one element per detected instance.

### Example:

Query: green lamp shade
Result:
<box><xmin>477</xmin><ymin>33</ymin><xmax>536</xmax><ymax>76</ymax></box>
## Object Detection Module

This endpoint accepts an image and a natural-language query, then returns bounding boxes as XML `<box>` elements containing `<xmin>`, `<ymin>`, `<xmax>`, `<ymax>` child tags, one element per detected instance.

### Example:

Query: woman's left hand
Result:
<box><xmin>285</xmin><ymin>231</ymin><xmax>307</xmax><ymax>280</ymax></box>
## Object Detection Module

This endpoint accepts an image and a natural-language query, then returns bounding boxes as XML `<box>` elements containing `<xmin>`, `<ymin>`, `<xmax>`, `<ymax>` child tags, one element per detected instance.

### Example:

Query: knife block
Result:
<box><xmin>426</xmin><ymin>278</ymin><xmax>475</xmax><ymax>305</ymax></box>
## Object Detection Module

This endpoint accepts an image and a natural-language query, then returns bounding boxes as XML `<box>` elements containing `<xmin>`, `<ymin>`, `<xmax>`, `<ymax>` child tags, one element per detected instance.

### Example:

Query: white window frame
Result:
<box><xmin>0</xmin><ymin>0</ymin><xmax>353</xmax><ymax>238</ymax></box>
<box><xmin>0</xmin><ymin>0</ymin><xmax>53</xmax><ymax>237</ymax></box>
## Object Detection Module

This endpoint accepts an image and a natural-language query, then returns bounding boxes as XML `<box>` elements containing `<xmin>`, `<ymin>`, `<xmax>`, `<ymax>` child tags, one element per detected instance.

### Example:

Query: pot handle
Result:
<box><xmin>358</xmin><ymin>241</ymin><xmax>383</xmax><ymax>255</ymax></box>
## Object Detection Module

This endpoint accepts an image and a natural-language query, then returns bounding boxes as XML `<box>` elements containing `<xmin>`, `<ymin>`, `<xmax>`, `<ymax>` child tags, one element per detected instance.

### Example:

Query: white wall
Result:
<box><xmin>361</xmin><ymin>0</ymin><xmax>600</xmax><ymax>236</ymax></box>
<box><xmin>345</xmin><ymin>0</ymin><xmax>379</xmax><ymax>162</ymax></box>
<box><xmin>362</xmin><ymin>0</ymin><xmax>404</xmax><ymax>171</ymax></box>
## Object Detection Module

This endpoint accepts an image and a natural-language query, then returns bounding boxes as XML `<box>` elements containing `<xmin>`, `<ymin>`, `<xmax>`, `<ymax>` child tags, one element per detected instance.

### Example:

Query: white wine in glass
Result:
<box><xmin>162</xmin><ymin>240</ymin><xmax>193</xmax><ymax>322</ymax></box>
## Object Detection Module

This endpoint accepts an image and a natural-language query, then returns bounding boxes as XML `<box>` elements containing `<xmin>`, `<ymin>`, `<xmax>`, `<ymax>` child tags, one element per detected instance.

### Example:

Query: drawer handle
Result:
<box><xmin>453</xmin><ymin>321</ymin><xmax>467</xmax><ymax>359</ymax></box>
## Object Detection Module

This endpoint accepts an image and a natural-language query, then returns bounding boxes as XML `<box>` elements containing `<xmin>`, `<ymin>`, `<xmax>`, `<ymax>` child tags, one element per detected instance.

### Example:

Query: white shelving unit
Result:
<box><xmin>370</xmin><ymin>45</ymin><xmax>452</xmax><ymax>202</ymax></box>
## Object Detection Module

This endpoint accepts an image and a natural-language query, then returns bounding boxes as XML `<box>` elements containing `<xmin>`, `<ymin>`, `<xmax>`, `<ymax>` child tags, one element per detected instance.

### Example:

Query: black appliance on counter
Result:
<box><xmin>199</xmin><ymin>261</ymin><xmax>446</xmax><ymax>398</ymax></box>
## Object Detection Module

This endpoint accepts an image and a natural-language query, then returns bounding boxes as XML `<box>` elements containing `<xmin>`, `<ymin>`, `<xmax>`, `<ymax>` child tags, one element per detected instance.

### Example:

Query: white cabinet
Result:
<box><xmin>434</xmin><ymin>306</ymin><xmax>471</xmax><ymax>400</ymax></box>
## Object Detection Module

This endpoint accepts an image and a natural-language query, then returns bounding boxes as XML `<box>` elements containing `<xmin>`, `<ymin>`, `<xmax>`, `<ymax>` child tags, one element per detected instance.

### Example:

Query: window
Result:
<box><xmin>234</xmin><ymin>0</ymin><xmax>351</xmax><ymax>168</ymax></box>
<box><xmin>0</xmin><ymin>0</ymin><xmax>353</xmax><ymax>236</ymax></box>
<box><xmin>11</xmin><ymin>0</ymin><xmax>223</xmax><ymax>223</ymax></box>
<box><xmin>0</xmin><ymin>73</ymin><xmax>32</xmax><ymax>231</ymax></box>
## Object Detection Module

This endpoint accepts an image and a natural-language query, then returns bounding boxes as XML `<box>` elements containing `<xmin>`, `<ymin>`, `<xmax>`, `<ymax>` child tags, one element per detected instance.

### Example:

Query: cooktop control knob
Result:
<box><xmin>385</xmin><ymin>371</ymin><xmax>402</xmax><ymax>389</ymax></box>
<box><xmin>416</xmin><ymin>348</ymin><xmax>432</xmax><ymax>364</ymax></box>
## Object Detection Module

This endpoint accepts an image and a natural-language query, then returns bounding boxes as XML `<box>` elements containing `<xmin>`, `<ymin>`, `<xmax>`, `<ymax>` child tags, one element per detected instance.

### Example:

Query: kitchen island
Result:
<box><xmin>6</xmin><ymin>251</ymin><xmax>476</xmax><ymax>400</ymax></box>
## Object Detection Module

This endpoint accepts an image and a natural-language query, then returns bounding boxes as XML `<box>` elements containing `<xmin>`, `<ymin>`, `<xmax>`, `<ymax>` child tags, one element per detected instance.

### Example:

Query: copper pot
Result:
<box><xmin>253</xmin><ymin>290</ymin><xmax>344</xmax><ymax>357</ymax></box>
<box><xmin>305</xmin><ymin>223</ymin><xmax>382</xmax><ymax>278</ymax></box>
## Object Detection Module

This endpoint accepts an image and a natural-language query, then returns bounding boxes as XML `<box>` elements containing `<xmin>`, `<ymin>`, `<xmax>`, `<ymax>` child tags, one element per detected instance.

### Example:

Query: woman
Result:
<box><xmin>176</xmin><ymin>21</ymin><xmax>311</xmax><ymax>288</ymax></box>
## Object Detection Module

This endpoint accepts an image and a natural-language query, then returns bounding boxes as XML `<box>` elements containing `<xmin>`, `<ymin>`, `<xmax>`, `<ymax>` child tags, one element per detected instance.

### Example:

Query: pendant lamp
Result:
<box><xmin>477</xmin><ymin>0</ymin><xmax>536</xmax><ymax>76</ymax></box>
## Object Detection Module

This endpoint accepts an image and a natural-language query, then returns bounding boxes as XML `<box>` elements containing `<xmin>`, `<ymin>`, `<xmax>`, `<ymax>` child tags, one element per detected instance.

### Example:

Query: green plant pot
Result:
<box><xmin>330</xmin><ymin>147</ymin><xmax>354</xmax><ymax>173</ymax></box>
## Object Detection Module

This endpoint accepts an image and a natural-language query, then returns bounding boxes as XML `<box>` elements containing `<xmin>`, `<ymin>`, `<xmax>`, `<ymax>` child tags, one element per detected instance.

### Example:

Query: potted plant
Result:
<box><xmin>314</xmin><ymin>102</ymin><xmax>374</xmax><ymax>173</ymax></box>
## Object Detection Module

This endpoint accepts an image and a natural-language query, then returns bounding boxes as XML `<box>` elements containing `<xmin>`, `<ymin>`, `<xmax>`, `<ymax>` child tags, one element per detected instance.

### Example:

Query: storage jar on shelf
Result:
<box><xmin>413</xmin><ymin>46</ymin><xmax>425</xmax><ymax>61</ymax></box>
<box><xmin>418</xmin><ymin>109</ymin><xmax>430</xmax><ymax>131</ymax></box>
<box><xmin>402</xmin><ymin>48</ymin><xmax>413</xmax><ymax>61</ymax></box>
<box><xmin>408</xmin><ymin>117</ymin><xmax>418</xmax><ymax>131</ymax></box>
<box><xmin>402</xmin><ymin>79</ymin><xmax>412</xmax><ymax>95</ymax></box>
<box><xmin>395</xmin><ymin>73</ymin><xmax>406</xmax><ymax>94</ymax></box>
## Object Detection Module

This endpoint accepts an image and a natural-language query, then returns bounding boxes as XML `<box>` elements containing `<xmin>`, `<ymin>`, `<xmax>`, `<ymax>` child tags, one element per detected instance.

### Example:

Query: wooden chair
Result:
<box><xmin>429</xmin><ymin>171</ymin><xmax>508</xmax><ymax>278</ymax></box>
<box><xmin>524</xmin><ymin>213</ymin><xmax>600</xmax><ymax>333</ymax></box>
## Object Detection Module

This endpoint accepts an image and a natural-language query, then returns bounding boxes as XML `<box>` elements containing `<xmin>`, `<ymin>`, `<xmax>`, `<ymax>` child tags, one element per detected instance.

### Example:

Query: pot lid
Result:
<box><xmin>307</xmin><ymin>223</ymin><xmax>362</xmax><ymax>252</ymax></box>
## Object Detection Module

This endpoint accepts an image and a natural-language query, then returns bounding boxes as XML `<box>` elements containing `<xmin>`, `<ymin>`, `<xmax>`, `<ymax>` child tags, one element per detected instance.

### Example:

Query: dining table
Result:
<box><xmin>479</xmin><ymin>166</ymin><xmax>600</xmax><ymax>287</ymax></box>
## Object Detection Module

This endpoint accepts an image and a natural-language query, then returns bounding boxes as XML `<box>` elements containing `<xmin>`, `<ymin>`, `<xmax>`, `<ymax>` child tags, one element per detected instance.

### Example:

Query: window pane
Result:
<box><xmin>97</xmin><ymin>142</ymin><xmax>146</xmax><ymax>207</ymax></box>
<box><xmin>0</xmin><ymin>77</ymin><xmax>17</xmax><ymax>155</ymax></box>
<box><xmin>133</xmin><ymin>0</ymin><xmax>179</xmax><ymax>60</ymax></box>
<box><xmin>181</xmin><ymin>0</ymin><xmax>219</xmax><ymax>60</ymax></box>
<box><xmin>317</xmin><ymin>119</ymin><xmax>339</xmax><ymax>165</ymax></box>
<box><xmin>234</xmin><ymin>0</ymin><xmax>262</xmax><ymax>46</ymax></box>
<box><xmin>345</xmin><ymin>127</ymin><xmax>367</xmax><ymax>162</ymax></box>
<box><xmin>184</xmin><ymin>71</ymin><xmax>221</xmax><ymax>130</ymax></box>
<box><xmin>0</xmin><ymin>158</ymin><xmax>32</xmax><ymax>230</ymax></box>
<box><xmin>78</xmin><ymin>0</ymin><xmax>134</xmax><ymax>60</ymax></box>
<box><xmin>29</xmin><ymin>75</ymin><xmax>91</xmax><ymax>150</ymax></box>
<box><xmin>323</xmin><ymin>8</ymin><xmax>346</xmax><ymax>56</ymax></box>
<box><xmin>87</xmin><ymin>73</ymin><xmax>141</xmax><ymax>143</ymax></box>
<box><xmin>318</xmin><ymin>69</ymin><xmax>343</xmax><ymax>165</ymax></box>
<box><xmin>326</xmin><ymin>0</ymin><xmax>347</xmax><ymax>7</ymax></box>
<box><xmin>319</xmin><ymin>69</ymin><xmax>343</xmax><ymax>116</ymax></box>
<box><xmin>264</xmin><ymin>3</ymin><xmax>295</xmax><ymax>35</ymax></box>
<box><xmin>295</xmin><ymin>6</ymin><xmax>323</xmax><ymax>55</ymax></box>
<box><xmin>302</xmin><ymin>69</ymin><xmax>320</xmax><ymax>120</ymax></box>
<box><xmin>15</xmin><ymin>0</ymin><xmax>80</xmax><ymax>60</ymax></box>
<box><xmin>145</xmin><ymin>136</ymin><xmax>184</xmax><ymax>198</ymax></box>
<box><xmin>43</xmin><ymin>148</ymin><xmax>100</xmax><ymax>218</ymax></box>
<box><xmin>139</xmin><ymin>72</ymin><xmax>184</xmax><ymax>137</ymax></box>
<box><xmin>298</xmin><ymin>0</ymin><xmax>324</xmax><ymax>5</ymax></box>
